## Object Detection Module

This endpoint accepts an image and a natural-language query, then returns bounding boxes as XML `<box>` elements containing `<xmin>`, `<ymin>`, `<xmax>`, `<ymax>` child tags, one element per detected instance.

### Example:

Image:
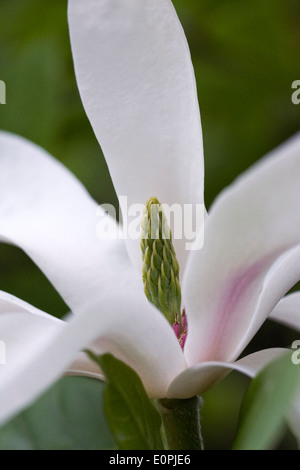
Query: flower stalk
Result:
<box><xmin>157</xmin><ymin>396</ymin><xmax>204</xmax><ymax>450</ymax></box>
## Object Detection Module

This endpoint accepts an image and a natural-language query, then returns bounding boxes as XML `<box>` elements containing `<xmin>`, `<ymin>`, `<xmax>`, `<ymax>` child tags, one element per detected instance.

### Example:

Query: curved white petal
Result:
<box><xmin>68</xmin><ymin>0</ymin><xmax>204</xmax><ymax>271</ymax></box>
<box><xmin>78</xmin><ymin>291</ymin><xmax>187</xmax><ymax>398</ymax></box>
<box><xmin>0</xmin><ymin>131</ymin><xmax>129</xmax><ymax>312</ymax></box>
<box><xmin>0</xmin><ymin>290</ymin><xmax>64</xmax><ymax>323</ymax></box>
<box><xmin>0</xmin><ymin>290</ymin><xmax>65</xmax><ymax>423</ymax></box>
<box><xmin>183</xmin><ymin>133</ymin><xmax>300</xmax><ymax>365</ymax></box>
<box><xmin>270</xmin><ymin>292</ymin><xmax>300</xmax><ymax>331</ymax></box>
<box><xmin>167</xmin><ymin>348</ymin><xmax>287</xmax><ymax>399</ymax></box>
<box><xmin>0</xmin><ymin>288</ymin><xmax>186</xmax><ymax>424</ymax></box>
<box><xmin>0</xmin><ymin>290</ymin><xmax>64</xmax><ymax>359</ymax></box>
<box><xmin>66</xmin><ymin>351</ymin><xmax>104</xmax><ymax>380</ymax></box>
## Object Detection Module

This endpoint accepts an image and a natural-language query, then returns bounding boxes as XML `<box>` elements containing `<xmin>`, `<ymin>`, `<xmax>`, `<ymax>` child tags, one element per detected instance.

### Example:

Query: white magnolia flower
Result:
<box><xmin>0</xmin><ymin>0</ymin><xmax>299</xmax><ymax>428</ymax></box>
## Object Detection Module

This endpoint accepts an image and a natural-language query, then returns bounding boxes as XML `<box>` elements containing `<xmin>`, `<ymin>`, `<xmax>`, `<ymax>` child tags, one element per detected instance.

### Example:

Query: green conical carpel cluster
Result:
<box><xmin>141</xmin><ymin>197</ymin><xmax>182</xmax><ymax>327</ymax></box>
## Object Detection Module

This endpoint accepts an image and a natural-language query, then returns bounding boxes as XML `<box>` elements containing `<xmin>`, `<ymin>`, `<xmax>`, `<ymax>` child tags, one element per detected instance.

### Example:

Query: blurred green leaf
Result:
<box><xmin>0</xmin><ymin>377</ymin><xmax>115</xmax><ymax>450</ymax></box>
<box><xmin>233</xmin><ymin>353</ymin><xmax>299</xmax><ymax>450</ymax></box>
<box><xmin>89</xmin><ymin>352</ymin><xmax>164</xmax><ymax>450</ymax></box>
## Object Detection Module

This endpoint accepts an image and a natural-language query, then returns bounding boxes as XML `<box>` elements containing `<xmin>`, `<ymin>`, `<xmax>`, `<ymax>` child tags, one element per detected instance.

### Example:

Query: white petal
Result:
<box><xmin>183</xmin><ymin>133</ymin><xmax>300</xmax><ymax>365</ymax></box>
<box><xmin>0</xmin><ymin>291</ymin><xmax>66</xmax><ymax>422</ymax></box>
<box><xmin>0</xmin><ymin>131</ymin><xmax>129</xmax><ymax>312</ymax></box>
<box><xmin>270</xmin><ymin>292</ymin><xmax>300</xmax><ymax>331</ymax></box>
<box><xmin>68</xmin><ymin>0</ymin><xmax>204</xmax><ymax>271</ymax></box>
<box><xmin>0</xmin><ymin>288</ymin><xmax>187</xmax><ymax>424</ymax></box>
<box><xmin>167</xmin><ymin>348</ymin><xmax>287</xmax><ymax>399</ymax></box>
<box><xmin>0</xmin><ymin>291</ymin><xmax>64</xmax><ymax>362</ymax></box>
<box><xmin>77</xmin><ymin>291</ymin><xmax>187</xmax><ymax>398</ymax></box>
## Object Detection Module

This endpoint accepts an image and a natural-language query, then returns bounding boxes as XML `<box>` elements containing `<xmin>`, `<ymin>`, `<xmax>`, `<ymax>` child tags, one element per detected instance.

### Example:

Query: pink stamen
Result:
<box><xmin>179</xmin><ymin>332</ymin><xmax>187</xmax><ymax>349</ymax></box>
<box><xmin>172</xmin><ymin>309</ymin><xmax>188</xmax><ymax>350</ymax></box>
<box><xmin>172</xmin><ymin>321</ymin><xmax>181</xmax><ymax>337</ymax></box>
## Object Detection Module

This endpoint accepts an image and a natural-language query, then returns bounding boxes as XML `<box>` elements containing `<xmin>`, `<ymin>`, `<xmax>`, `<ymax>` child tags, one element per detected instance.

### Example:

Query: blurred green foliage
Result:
<box><xmin>233</xmin><ymin>353</ymin><xmax>299</xmax><ymax>450</ymax></box>
<box><xmin>0</xmin><ymin>0</ymin><xmax>299</xmax><ymax>449</ymax></box>
<box><xmin>0</xmin><ymin>377</ymin><xmax>115</xmax><ymax>450</ymax></box>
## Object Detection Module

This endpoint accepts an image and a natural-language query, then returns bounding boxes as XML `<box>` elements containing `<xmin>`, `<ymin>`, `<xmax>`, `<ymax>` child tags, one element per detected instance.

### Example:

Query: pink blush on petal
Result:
<box><xmin>200</xmin><ymin>249</ymin><xmax>285</xmax><ymax>362</ymax></box>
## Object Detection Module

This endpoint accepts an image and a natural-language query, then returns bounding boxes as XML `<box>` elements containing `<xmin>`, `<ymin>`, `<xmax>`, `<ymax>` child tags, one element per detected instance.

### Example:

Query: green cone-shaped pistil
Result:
<box><xmin>141</xmin><ymin>197</ymin><xmax>182</xmax><ymax>326</ymax></box>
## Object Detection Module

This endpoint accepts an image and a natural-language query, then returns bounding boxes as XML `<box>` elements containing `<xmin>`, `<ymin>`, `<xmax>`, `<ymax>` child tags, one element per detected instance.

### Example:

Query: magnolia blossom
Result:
<box><xmin>0</xmin><ymin>0</ymin><xmax>300</xmax><ymax>428</ymax></box>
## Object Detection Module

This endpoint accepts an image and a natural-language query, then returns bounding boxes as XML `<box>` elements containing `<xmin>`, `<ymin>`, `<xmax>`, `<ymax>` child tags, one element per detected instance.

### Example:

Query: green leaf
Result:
<box><xmin>233</xmin><ymin>352</ymin><xmax>299</xmax><ymax>450</ymax></box>
<box><xmin>88</xmin><ymin>352</ymin><xmax>164</xmax><ymax>450</ymax></box>
<box><xmin>0</xmin><ymin>377</ymin><xmax>115</xmax><ymax>450</ymax></box>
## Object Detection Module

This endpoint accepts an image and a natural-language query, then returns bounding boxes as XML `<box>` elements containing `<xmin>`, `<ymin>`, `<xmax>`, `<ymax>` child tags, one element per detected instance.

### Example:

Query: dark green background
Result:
<box><xmin>0</xmin><ymin>0</ymin><xmax>299</xmax><ymax>449</ymax></box>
